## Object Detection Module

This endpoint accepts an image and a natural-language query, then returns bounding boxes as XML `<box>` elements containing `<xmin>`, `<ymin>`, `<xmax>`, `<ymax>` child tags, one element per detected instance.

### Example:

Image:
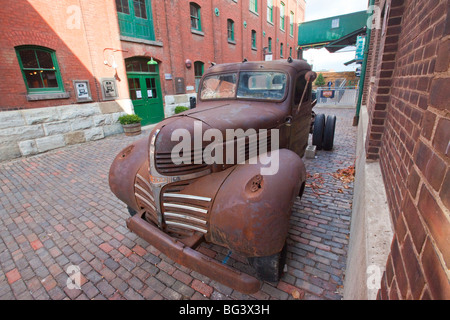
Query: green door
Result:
<box><xmin>127</xmin><ymin>73</ymin><xmax>164</xmax><ymax>126</ymax></box>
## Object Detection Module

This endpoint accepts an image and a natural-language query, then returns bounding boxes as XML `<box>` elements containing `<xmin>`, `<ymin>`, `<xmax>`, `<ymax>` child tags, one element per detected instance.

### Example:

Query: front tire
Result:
<box><xmin>127</xmin><ymin>206</ymin><xmax>137</xmax><ymax>217</ymax></box>
<box><xmin>248</xmin><ymin>242</ymin><xmax>287</xmax><ymax>283</ymax></box>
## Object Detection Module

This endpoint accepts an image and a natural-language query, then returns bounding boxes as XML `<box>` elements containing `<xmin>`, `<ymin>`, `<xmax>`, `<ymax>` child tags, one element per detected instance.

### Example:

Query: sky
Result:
<box><xmin>302</xmin><ymin>0</ymin><xmax>369</xmax><ymax>72</ymax></box>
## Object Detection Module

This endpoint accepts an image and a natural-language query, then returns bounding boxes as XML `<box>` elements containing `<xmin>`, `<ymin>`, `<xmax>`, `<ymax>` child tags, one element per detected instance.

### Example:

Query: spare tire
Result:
<box><xmin>312</xmin><ymin>113</ymin><xmax>325</xmax><ymax>150</ymax></box>
<box><xmin>323</xmin><ymin>115</ymin><xmax>337</xmax><ymax>151</ymax></box>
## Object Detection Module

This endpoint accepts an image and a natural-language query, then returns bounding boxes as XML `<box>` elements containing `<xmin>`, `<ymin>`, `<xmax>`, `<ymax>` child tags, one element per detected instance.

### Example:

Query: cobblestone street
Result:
<box><xmin>0</xmin><ymin>107</ymin><xmax>357</xmax><ymax>300</ymax></box>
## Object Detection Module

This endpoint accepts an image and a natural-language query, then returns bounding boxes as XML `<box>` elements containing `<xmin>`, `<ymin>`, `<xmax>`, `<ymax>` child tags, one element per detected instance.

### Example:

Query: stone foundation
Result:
<box><xmin>164</xmin><ymin>93</ymin><xmax>198</xmax><ymax>117</ymax></box>
<box><xmin>0</xmin><ymin>99</ymin><xmax>133</xmax><ymax>162</ymax></box>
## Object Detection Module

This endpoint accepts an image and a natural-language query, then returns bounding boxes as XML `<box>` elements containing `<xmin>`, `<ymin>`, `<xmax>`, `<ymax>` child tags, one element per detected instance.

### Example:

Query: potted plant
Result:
<box><xmin>118</xmin><ymin>114</ymin><xmax>142</xmax><ymax>136</ymax></box>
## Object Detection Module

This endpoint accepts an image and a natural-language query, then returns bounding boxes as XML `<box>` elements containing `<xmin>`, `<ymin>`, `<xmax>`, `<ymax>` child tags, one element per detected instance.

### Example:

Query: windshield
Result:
<box><xmin>200</xmin><ymin>73</ymin><xmax>237</xmax><ymax>100</ymax></box>
<box><xmin>237</xmin><ymin>72</ymin><xmax>287</xmax><ymax>100</ymax></box>
<box><xmin>200</xmin><ymin>71</ymin><xmax>287</xmax><ymax>101</ymax></box>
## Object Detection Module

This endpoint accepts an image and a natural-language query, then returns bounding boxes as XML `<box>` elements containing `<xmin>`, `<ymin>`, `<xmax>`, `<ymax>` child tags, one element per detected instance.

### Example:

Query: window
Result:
<box><xmin>294</xmin><ymin>74</ymin><xmax>311</xmax><ymax>105</ymax></box>
<box><xmin>280</xmin><ymin>43</ymin><xmax>284</xmax><ymax>57</ymax></box>
<box><xmin>267</xmin><ymin>0</ymin><xmax>273</xmax><ymax>23</ymax></box>
<box><xmin>116</xmin><ymin>0</ymin><xmax>155</xmax><ymax>41</ymax></box>
<box><xmin>251</xmin><ymin>30</ymin><xmax>257</xmax><ymax>49</ymax></box>
<box><xmin>280</xmin><ymin>2</ymin><xmax>285</xmax><ymax>31</ymax></box>
<box><xmin>268</xmin><ymin>37</ymin><xmax>272</xmax><ymax>53</ymax></box>
<box><xmin>249</xmin><ymin>0</ymin><xmax>257</xmax><ymax>13</ymax></box>
<box><xmin>332</xmin><ymin>18</ymin><xmax>340</xmax><ymax>29</ymax></box>
<box><xmin>125</xmin><ymin>57</ymin><xmax>157</xmax><ymax>73</ymax></box>
<box><xmin>116</xmin><ymin>0</ymin><xmax>130</xmax><ymax>14</ymax></box>
<box><xmin>15</xmin><ymin>46</ymin><xmax>64</xmax><ymax>94</ymax></box>
<box><xmin>237</xmin><ymin>72</ymin><xmax>287</xmax><ymax>101</ymax></box>
<box><xmin>290</xmin><ymin>11</ymin><xmax>294</xmax><ymax>36</ymax></box>
<box><xmin>194</xmin><ymin>61</ymin><xmax>204</xmax><ymax>92</ymax></box>
<box><xmin>201</xmin><ymin>73</ymin><xmax>237</xmax><ymax>100</ymax></box>
<box><xmin>190</xmin><ymin>2</ymin><xmax>202</xmax><ymax>31</ymax></box>
<box><xmin>289</xmin><ymin>47</ymin><xmax>292</xmax><ymax>57</ymax></box>
<box><xmin>227</xmin><ymin>19</ymin><xmax>235</xmax><ymax>41</ymax></box>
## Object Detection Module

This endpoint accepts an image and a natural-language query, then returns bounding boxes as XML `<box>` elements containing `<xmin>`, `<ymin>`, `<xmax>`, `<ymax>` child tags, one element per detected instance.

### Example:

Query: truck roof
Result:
<box><xmin>204</xmin><ymin>59</ymin><xmax>312</xmax><ymax>75</ymax></box>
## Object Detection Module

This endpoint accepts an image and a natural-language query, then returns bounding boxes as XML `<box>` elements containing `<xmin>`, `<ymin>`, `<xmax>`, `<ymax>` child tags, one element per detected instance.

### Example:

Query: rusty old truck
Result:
<box><xmin>109</xmin><ymin>59</ymin><xmax>336</xmax><ymax>294</ymax></box>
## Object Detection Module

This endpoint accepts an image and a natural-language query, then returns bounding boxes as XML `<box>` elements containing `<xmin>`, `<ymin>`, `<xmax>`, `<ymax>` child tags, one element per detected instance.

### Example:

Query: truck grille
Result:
<box><xmin>155</xmin><ymin>150</ymin><xmax>209</xmax><ymax>176</ymax></box>
<box><xmin>134</xmin><ymin>173</ymin><xmax>158</xmax><ymax>225</ymax></box>
<box><xmin>161</xmin><ymin>180</ymin><xmax>212</xmax><ymax>238</ymax></box>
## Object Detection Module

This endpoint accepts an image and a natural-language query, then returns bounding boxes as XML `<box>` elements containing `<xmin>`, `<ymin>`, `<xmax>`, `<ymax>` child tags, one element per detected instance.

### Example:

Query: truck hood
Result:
<box><xmin>153</xmin><ymin>102</ymin><xmax>287</xmax><ymax>154</ymax></box>
<box><xmin>181</xmin><ymin>102</ymin><xmax>286</xmax><ymax>132</ymax></box>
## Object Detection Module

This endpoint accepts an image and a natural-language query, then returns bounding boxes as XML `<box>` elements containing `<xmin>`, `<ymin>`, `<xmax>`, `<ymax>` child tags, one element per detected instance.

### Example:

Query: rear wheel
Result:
<box><xmin>248</xmin><ymin>242</ymin><xmax>287</xmax><ymax>283</ymax></box>
<box><xmin>323</xmin><ymin>115</ymin><xmax>337</xmax><ymax>151</ymax></box>
<box><xmin>312</xmin><ymin>113</ymin><xmax>325</xmax><ymax>150</ymax></box>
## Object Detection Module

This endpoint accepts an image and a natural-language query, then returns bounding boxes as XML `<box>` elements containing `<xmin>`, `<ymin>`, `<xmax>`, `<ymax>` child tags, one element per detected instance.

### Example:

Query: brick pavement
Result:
<box><xmin>0</xmin><ymin>107</ymin><xmax>356</xmax><ymax>300</ymax></box>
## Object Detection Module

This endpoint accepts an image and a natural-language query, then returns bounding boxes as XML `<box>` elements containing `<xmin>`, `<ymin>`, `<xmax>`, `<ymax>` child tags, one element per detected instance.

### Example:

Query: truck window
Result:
<box><xmin>237</xmin><ymin>72</ymin><xmax>286</xmax><ymax>100</ymax></box>
<box><xmin>294</xmin><ymin>74</ymin><xmax>311</xmax><ymax>105</ymax></box>
<box><xmin>200</xmin><ymin>73</ymin><xmax>237</xmax><ymax>100</ymax></box>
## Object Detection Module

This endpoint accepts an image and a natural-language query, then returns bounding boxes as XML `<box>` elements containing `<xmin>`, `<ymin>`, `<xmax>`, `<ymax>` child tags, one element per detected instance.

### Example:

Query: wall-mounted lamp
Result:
<box><xmin>148</xmin><ymin>57</ymin><xmax>158</xmax><ymax>65</ymax></box>
<box><xmin>185</xmin><ymin>59</ymin><xmax>192</xmax><ymax>68</ymax></box>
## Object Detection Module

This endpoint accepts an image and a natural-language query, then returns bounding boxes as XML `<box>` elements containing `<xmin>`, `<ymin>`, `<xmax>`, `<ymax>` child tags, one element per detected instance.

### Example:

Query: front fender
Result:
<box><xmin>109</xmin><ymin>135</ymin><xmax>150</xmax><ymax>211</ymax></box>
<box><xmin>208</xmin><ymin>149</ymin><xmax>306</xmax><ymax>257</ymax></box>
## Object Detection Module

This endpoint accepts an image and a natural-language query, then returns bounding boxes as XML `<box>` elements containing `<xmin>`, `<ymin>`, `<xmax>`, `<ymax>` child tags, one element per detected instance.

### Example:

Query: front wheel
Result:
<box><xmin>127</xmin><ymin>206</ymin><xmax>137</xmax><ymax>217</ymax></box>
<box><xmin>248</xmin><ymin>242</ymin><xmax>287</xmax><ymax>283</ymax></box>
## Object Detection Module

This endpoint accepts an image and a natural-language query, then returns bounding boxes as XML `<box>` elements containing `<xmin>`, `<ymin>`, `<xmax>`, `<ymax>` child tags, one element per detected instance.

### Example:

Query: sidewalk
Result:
<box><xmin>0</xmin><ymin>107</ymin><xmax>356</xmax><ymax>300</ymax></box>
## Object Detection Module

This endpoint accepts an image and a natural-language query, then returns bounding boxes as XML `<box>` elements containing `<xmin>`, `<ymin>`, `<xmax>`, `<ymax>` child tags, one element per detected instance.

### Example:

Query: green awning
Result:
<box><xmin>298</xmin><ymin>11</ymin><xmax>368</xmax><ymax>50</ymax></box>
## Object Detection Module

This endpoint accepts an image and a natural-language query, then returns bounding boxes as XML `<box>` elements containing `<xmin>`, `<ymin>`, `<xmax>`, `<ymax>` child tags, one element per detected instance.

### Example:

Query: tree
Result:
<box><xmin>315</xmin><ymin>73</ymin><xmax>325</xmax><ymax>87</ymax></box>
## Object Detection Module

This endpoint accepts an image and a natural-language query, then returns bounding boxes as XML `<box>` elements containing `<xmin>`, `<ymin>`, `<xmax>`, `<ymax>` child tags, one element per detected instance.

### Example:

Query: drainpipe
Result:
<box><xmin>353</xmin><ymin>0</ymin><xmax>375</xmax><ymax>126</ymax></box>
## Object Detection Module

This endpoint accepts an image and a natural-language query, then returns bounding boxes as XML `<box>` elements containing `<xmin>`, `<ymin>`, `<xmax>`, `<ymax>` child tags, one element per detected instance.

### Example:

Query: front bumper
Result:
<box><xmin>126</xmin><ymin>211</ymin><xmax>262</xmax><ymax>294</ymax></box>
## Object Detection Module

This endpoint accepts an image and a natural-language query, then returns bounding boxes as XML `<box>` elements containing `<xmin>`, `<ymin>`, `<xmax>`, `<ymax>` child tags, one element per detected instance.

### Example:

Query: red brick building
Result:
<box><xmin>346</xmin><ymin>0</ymin><xmax>449</xmax><ymax>300</ymax></box>
<box><xmin>0</xmin><ymin>0</ymin><xmax>306</xmax><ymax>161</ymax></box>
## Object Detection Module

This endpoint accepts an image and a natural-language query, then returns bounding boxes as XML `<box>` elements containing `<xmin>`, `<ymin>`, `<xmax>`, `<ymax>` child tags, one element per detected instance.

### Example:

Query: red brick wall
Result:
<box><xmin>365</xmin><ymin>0</ymin><xmax>450</xmax><ymax>299</ymax></box>
<box><xmin>1</xmin><ymin>1</ymin><xmax>305</xmax><ymax>107</ymax></box>
<box><xmin>0</xmin><ymin>0</ymin><xmax>127</xmax><ymax>110</ymax></box>
<box><xmin>142</xmin><ymin>0</ymin><xmax>305</xmax><ymax>96</ymax></box>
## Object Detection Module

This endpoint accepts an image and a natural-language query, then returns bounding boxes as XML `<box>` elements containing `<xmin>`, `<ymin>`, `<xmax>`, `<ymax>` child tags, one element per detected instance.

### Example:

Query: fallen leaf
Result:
<box><xmin>292</xmin><ymin>290</ymin><xmax>304</xmax><ymax>300</ymax></box>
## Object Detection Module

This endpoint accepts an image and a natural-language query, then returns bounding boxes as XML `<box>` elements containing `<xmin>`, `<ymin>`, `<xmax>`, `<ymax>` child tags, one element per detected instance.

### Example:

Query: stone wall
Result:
<box><xmin>0</xmin><ymin>101</ymin><xmax>131</xmax><ymax>162</ymax></box>
<box><xmin>164</xmin><ymin>93</ymin><xmax>198</xmax><ymax>118</ymax></box>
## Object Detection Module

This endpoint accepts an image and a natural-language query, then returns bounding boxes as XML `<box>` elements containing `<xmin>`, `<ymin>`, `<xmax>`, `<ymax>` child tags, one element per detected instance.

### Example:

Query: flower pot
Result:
<box><xmin>122</xmin><ymin>122</ymin><xmax>141</xmax><ymax>136</ymax></box>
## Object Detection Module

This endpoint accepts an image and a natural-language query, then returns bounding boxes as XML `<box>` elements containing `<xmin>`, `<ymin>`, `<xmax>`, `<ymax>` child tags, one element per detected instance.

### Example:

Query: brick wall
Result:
<box><xmin>137</xmin><ymin>0</ymin><xmax>305</xmax><ymax>96</ymax></box>
<box><xmin>365</xmin><ymin>0</ymin><xmax>449</xmax><ymax>299</ymax></box>
<box><xmin>0</xmin><ymin>0</ymin><xmax>127</xmax><ymax>110</ymax></box>
<box><xmin>313</xmin><ymin>71</ymin><xmax>360</xmax><ymax>88</ymax></box>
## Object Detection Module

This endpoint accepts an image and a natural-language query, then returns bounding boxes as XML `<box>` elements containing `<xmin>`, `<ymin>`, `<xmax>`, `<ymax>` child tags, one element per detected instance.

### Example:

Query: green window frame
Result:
<box><xmin>194</xmin><ymin>61</ymin><xmax>204</xmax><ymax>92</ymax></box>
<box><xmin>251</xmin><ymin>30</ymin><xmax>257</xmax><ymax>49</ymax></box>
<box><xmin>116</xmin><ymin>0</ymin><xmax>155</xmax><ymax>41</ymax></box>
<box><xmin>290</xmin><ymin>47</ymin><xmax>292</xmax><ymax>57</ymax></box>
<box><xmin>15</xmin><ymin>46</ymin><xmax>64</xmax><ymax>94</ymax></box>
<box><xmin>267</xmin><ymin>0</ymin><xmax>273</xmax><ymax>23</ymax></box>
<box><xmin>280</xmin><ymin>2</ymin><xmax>285</xmax><ymax>31</ymax></box>
<box><xmin>268</xmin><ymin>37</ymin><xmax>272</xmax><ymax>53</ymax></box>
<box><xmin>227</xmin><ymin>19</ymin><xmax>235</xmax><ymax>41</ymax></box>
<box><xmin>190</xmin><ymin>2</ymin><xmax>202</xmax><ymax>32</ymax></box>
<box><xmin>280</xmin><ymin>43</ymin><xmax>284</xmax><ymax>58</ymax></box>
<box><xmin>249</xmin><ymin>0</ymin><xmax>257</xmax><ymax>13</ymax></box>
<box><xmin>290</xmin><ymin>11</ymin><xmax>294</xmax><ymax>36</ymax></box>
